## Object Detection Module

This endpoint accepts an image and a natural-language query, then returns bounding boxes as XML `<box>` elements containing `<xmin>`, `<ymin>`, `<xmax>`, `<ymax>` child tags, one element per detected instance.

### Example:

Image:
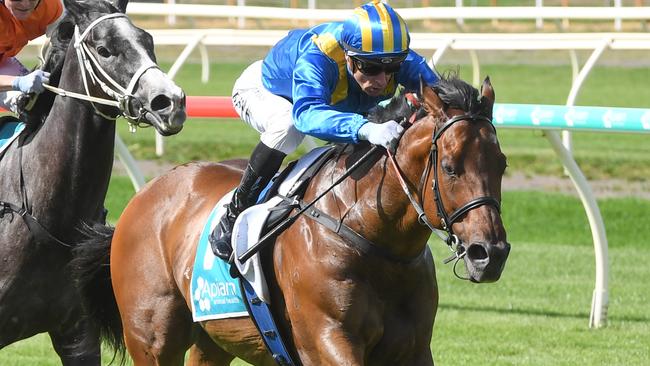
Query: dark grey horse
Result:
<box><xmin>0</xmin><ymin>0</ymin><xmax>186</xmax><ymax>364</ymax></box>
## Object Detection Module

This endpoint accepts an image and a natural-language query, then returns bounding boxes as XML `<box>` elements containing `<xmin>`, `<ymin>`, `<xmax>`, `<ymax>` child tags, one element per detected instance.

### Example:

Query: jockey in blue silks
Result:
<box><xmin>209</xmin><ymin>0</ymin><xmax>440</xmax><ymax>261</ymax></box>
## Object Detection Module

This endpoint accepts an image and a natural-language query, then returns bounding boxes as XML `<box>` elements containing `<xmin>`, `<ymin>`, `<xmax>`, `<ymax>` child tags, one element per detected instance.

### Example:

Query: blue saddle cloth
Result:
<box><xmin>0</xmin><ymin>120</ymin><xmax>25</xmax><ymax>156</ymax></box>
<box><xmin>190</xmin><ymin>191</ymin><xmax>248</xmax><ymax>321</ymax></box>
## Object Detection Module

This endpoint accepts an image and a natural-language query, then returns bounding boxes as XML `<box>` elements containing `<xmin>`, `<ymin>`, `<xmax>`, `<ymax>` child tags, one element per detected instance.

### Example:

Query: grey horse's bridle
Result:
<box><xmin>43</xmin><ymin>13</ymin><xmax>163</xmax><ymax>130</ymax></box>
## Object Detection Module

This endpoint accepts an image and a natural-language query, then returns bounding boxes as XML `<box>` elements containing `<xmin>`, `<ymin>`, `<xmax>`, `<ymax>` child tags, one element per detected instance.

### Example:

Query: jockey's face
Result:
<box><xmin>346</xmin><ymin>55</ymin><xmax>392</xmax><ymax>97</ymax></box>
<box><xmin>5</xmin><ymin>0</ymin><xmax>40</xmax><ymax>20</ymax></box>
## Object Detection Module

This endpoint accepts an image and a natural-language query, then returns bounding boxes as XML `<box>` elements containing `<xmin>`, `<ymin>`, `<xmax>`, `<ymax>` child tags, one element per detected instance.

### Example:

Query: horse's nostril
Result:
<box><xmin>151</xmin><ymin>95</ymin><xmax>171</xmax><ymax>111</ymax></box>
<box><xmin>466</xmin><ymin>243</ymin><xmax>488</xmax><ymax>261</ymax></box>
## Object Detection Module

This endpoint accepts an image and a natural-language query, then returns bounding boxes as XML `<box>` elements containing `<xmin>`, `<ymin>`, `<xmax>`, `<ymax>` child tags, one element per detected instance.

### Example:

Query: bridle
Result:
<box><xmin>41</xmin><ymin>13</ymin><xmax>164</xmax><ymax>131</ymax></box>
<box><xmin>388</xmin><ymin>111</ymin><xmax>501</xmax><ymax>272</ymax></box>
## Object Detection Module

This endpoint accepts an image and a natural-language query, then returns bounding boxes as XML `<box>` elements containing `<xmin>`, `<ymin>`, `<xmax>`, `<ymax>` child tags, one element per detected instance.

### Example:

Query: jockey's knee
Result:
<box><xmin>261</xmin><ymin>126</ymin><xmax>304</xmax><ymax>156</ymax></box>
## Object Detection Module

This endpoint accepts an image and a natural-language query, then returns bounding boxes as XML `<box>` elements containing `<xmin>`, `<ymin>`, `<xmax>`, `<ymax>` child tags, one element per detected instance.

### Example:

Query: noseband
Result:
<box><xmin>389</xmin><ymin>113</ymin><xmax>501</xmax><ymax>263</ymax></box>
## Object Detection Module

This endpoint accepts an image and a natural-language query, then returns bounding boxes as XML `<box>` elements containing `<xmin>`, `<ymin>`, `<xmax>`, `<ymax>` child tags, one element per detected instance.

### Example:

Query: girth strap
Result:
<box><xmin>0</xmin><ymin>201</ymin><xmax>72</xmax><ymax>248</ymax></box>
<box><xmin>0</xmin><ymin>133</ymin><xmax>72</xmax><ymax>248</ymax></box>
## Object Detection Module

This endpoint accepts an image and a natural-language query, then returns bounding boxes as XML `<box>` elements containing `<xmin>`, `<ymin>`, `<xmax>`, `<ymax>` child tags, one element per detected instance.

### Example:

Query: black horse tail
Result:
<box><xmin>69</xmin><ymin>222</ymin><xmax>126</xmax><ymax>361</ymax></box>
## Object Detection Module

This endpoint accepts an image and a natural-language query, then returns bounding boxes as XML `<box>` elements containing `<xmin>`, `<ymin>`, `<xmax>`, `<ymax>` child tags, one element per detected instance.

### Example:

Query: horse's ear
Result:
<box><xmin>480</xmin><ymin>76</ymin><xmax>495</xmax><ymax>119</ymax></box>
<box><xmin>419</xmin><ymin>76</ymin><xmax>444</xmax><ymax>115</ymax></box>
<box><xmin>110</xmin><ymin>0</ymin><xmax>129</xmax><ymax>13</ymax></box>
<box><xmin>63</xmin><ymin>0</ymin><xmax>125</xmax><ymax>29</ymax></box>
<box><xmin>481</xmin><ymin>76</ymin><xmax>495</xmax><ymax>102</ymax></box>
<box><xmin>418</xmin><ymin>74</ymin><xmax>426</xmax><ymax>103</ymax></box>
<box><xmin>63</xmin><ymin>0</ymin><xmax>92</xmax><ymax>26</ymax></box>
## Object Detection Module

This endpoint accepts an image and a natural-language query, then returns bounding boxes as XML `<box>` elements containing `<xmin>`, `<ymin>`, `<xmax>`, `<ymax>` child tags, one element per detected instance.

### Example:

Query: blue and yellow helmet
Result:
<box><xmin>340</xmin><ymin>0</ymin><xmax>410</xmax><ymax>61</ymax></box>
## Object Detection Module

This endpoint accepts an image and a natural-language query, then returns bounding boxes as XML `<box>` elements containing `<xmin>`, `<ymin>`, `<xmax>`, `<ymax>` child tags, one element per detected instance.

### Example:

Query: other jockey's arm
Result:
<box><xmin>0</xmin><ymin>75</ymin><xmax>17</xmax><ymax>92</ymax></box>
<box><xmin>0</xmin><ymin>70</ymin><xmax>50</xmax><ymax>93</ymax></box>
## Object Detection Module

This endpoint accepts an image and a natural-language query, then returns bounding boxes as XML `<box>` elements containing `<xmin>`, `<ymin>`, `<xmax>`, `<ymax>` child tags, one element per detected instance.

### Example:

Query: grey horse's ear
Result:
<box><xmin>63</xmin><ymin>0</ymin><xmax>91</xmax><ymax>26</ymax></box>
<box><xmin>110</xmin><ymin>0</ymin><xmax>129</xmax><ymax>13</ymax></box>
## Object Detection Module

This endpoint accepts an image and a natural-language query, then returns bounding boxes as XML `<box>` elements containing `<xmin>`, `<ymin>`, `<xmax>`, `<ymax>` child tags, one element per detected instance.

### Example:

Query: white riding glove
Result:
<box><xmin>12</xmin><ymin>70</ymin><xmax>50</xmax><ymax>94</ymax></box>
<box><xmin>357</xmin><ymin>120</ymin><xmax>404</xmax><ymax>150</ymax></box>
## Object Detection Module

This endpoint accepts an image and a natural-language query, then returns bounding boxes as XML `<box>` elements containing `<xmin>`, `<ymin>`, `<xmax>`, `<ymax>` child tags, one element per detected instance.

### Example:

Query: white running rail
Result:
<box><xmin>124</xmin><ymin>3</ymin><xmax>650</xmax><ymax>22</ymax></box>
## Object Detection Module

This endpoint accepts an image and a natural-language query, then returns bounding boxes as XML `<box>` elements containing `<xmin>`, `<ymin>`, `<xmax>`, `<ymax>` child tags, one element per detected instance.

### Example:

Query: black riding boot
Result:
<box><xmin>208</xmin><ymin>142</ymin><xmax>286</xmax><ymax>261</ymax></box>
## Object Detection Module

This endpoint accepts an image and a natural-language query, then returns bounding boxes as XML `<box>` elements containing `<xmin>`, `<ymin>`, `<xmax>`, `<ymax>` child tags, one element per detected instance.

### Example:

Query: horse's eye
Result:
<box><xmin>96</xmin><ymin>46</ymin><xmax>112</xmax><ymax>58</ymax></box>
<box><xmin>441</xmin><ymin>160</ymin><xmax>456</xmax><ymax>177</ymax></box>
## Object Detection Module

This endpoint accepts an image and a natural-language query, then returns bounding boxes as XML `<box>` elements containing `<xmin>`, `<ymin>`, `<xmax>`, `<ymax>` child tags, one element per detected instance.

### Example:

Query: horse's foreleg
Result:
<box><xmin>284</xmin><ymin>301</ymin><xmax>371</xmax><ymax>366</ymax></box>
<box><xmin>293</xmin><ymin>324</ymin><xmax>366</xmax><ymax>366</ymax></box>
<box><xmin>412</xmin><ymin>352</ymin><xmax>435</xmax><ymax>366</ymax></box>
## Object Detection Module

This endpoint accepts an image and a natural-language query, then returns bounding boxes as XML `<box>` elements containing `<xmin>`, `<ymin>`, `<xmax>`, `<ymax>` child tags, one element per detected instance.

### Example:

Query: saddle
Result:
<box><xmin>230</xmin><ymin>145</ymin><xmax>338</xmax><ymax>297</ymax></box>
<box><xmin>259</xmin><ymin>146</ymin><xmax>339</xmax><ymax>234</ymax></box>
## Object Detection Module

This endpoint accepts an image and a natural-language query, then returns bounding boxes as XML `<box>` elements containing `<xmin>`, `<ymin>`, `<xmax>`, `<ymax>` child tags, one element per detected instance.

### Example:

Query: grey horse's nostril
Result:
<box><xmin>151</xmin><ymin>94</ymin><xmax>171</xmax><ymax>112</ymax></box>
<box><xmin>466</xmin><ymin>243</ymin><xmax>488</xmax><ymax>261</ymax></box>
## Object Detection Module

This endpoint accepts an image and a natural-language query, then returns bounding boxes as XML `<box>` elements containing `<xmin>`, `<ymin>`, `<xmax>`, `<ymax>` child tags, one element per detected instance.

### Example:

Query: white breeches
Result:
<box><xmin>231</xmin><ymin>60</ymin><xmax>305</xmax><ymax>155</ymax></box>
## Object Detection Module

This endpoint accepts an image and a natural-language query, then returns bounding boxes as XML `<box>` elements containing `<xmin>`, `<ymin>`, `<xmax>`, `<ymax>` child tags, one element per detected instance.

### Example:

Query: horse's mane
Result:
<box><xmin>433</xmin><ymin>71</ymin><xmax>490</xmax><ymax>117</ymax></box>
<box><xmin>16</xmin><ymin>13</ymin><xmax>72</xmax><ymax>129</ymax></box>
<box><xmin>366</xmin><ymin>71</ymin><xmax>489</xmax><ymax>128</ymax></box>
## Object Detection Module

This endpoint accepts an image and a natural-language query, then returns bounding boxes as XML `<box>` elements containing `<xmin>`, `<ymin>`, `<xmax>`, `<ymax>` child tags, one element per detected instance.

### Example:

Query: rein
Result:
<box><xmin>238</xmin><ymin>145</ymin><xmax>381</xmax><ymax>263</ymax></box>
<box><xmin>387</xmin><ymin>112</ymin><xmax>501</xmax><ymax>279</ymax></box>
<box><xmin>40</xmin><ymin>13</ymin><xmax>163</xmax><ymax>132</ymax></box>
<box><xmin>238</xmin><ymin>99</ymin><xmax>500</xmax><ymax>274</ymax></box>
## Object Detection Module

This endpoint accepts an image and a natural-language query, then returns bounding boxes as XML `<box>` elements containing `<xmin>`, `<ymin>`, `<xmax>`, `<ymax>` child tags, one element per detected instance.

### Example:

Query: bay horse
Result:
<box><xmin>73</xmin><ymin>74</ymin><xmax>509</xmax><ymax>365</ymax></box>
<box><xmin>0</xmin><ymin>0</ymin><xmax>185</xmax><ymax>364</ymax></box>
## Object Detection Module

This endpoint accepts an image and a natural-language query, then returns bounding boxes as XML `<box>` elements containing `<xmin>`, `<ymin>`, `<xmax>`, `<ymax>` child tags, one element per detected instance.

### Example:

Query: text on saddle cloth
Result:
<box><xmin>190</xmin><ymin>190</ymin><xmax>248</xmax><ymax>322</ymax></box>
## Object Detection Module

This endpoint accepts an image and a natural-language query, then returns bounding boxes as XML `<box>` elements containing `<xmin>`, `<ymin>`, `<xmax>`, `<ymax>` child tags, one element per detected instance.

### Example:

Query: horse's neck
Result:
<box><xmin>43</xmin><ymin>94</ymin><xmax>116</xmax><ymax>168</ymax></box>
<box><xmin>23</xmin><ymin>60</ymin><xmax>116</xmax><ymax>219</ymax></box>
<box><xmin>323</xmin><ymin>129</ymin><xmax>435</xmax><ymax>258</ymax></box>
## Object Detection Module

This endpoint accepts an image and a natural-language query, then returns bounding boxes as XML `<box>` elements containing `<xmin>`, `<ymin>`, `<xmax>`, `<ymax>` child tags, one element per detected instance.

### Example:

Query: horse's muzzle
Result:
<box><xmin>146</xmin><ymin>91</ymin><xmax>186</xmax><ymax>136</ymax></box>
<box><xmin>134</xmin><ymin>67</ymin><xmax>187</xmax><ymax>136</ymax></box>
<box><xmin>463</xmin><ymin>241</ymin><xmax>511</xmax><ymax>283</ymax></box>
